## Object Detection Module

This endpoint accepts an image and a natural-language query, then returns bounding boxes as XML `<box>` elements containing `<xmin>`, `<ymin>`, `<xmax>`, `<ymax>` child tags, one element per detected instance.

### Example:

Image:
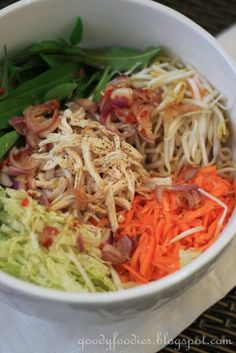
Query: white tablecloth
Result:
<box><xmin>0</xmin><ymin>20</ymin><xmax>236</xmax><ymax>353</ymax></box>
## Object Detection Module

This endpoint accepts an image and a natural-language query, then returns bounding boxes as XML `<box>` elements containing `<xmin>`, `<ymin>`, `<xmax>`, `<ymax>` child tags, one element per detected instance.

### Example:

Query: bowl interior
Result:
<box><xmin>0</xmin><ymin>0</ymin><xmax>235</xmax><ymax>304</ymax></box>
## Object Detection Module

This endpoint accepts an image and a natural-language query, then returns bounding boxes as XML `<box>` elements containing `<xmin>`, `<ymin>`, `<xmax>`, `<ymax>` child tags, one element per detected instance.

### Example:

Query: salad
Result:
<box><xmin>0</xmin><ymin>17</ymin><xmax>235</xmax><ymax>292</ymax></box>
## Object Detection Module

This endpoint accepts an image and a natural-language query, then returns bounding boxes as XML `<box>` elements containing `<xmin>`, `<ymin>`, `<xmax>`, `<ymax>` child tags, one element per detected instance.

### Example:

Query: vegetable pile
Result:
<box><xmin>82</xmin><ymin>60</ymin><xmax>234</xmax><ymax>175</ymax></box>
<box><xmin>0</xmin><ymin>16</ymin><xmax>235</xmax><ymax>293</ymax></box>
<box><xmin>0</xmin><ymin>16</ymin><xmax>160</xmax><ymax>158</ymax></box>
<box><xmin>115</xmin><ymin>166</ymin><xmax>235</xmax><ymax>284</ymax></box>
<box><xmin>8</xmin><ymin>107</ymin><xmax>151</xmax><ymax>232</ymax></box>
<box><xmin>0</xmin><ymin>188</ymin><xmax>122</xmax><ymax>292</ymax></box>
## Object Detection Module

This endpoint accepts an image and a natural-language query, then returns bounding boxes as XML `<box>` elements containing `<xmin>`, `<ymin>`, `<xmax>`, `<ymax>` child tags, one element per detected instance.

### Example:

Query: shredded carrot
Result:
<box><xmin>88</xmin><ymin>218</ymin><xmax>98</xmax><ymax>226</ymax></box>
<box><xmin>121</xmin><ymin>263</ymin><xmax>148</xmax><ymax>284</ymax></box>
<box><xmin>115</xmin><ymin>166</ymin><xmax>236</xmax><ymax>284</ymax></box>
<box><xmin>21</xmin><ymin>197</ymin><xmax>29</xmax><ymax>207</ymax></box>
<box><xmin>96</xmin><ymin>217</ymin><xmax>109</xmax><ymax>227</ymax></box>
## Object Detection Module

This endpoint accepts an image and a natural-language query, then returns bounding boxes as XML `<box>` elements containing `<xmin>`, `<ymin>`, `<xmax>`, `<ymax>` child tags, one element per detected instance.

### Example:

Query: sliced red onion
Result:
<box><xmin>24</xmin><ymin>106</ymin><xmax>48</xmax><ymax>133</ymax></box>
<box><xmin>12</xmin><ymin>180</ymin><xmax>20</xmax><ymax>190</ymax></box>
<box><xmin>102</xmin><ymin>244</ymin><xmax>125</xmax><ymax>264</ymax></box>
<box><xmin>156</xmin><ymin>184</ymin><xmax>198</xmax><ymax>201</ymax></box>
<box><xmin>100</xmin><ymin>114</ymin><xmax>108</xmax><ymax>125</ymax></box>
<box><xmin>99</xmin><ymin>95</ymin><xmax>109</xmax><ymax>114</ymax></box>
<box><xmin>103</xmin><ymin>229</ymin><xmax>114</xmax><ymax>245</ymax></box>
<box><xmin>11</xmin><ymin>119</ymin><xmax>40</xmax><ymax>149</ymax></box>
<box><xmin>26</xmin><ymin>132</ymin><xmax>40</xmax><ymax>149</ymax></box>
<box><xmin>138</xmin><ymin>129</ymin><xmax>155</xmax><ymax>144</ymax></box>
<box><xmin>24</xmin><ymin>100</ymin><xmax>60</xmax><ymax>134</ymax></box>
<box><xmin>9</xmin><ymin>116</ymin><xmax>28</xmax><ymax>135</ymax></box>
<box><xmin>181</xmin><ymin>167</ymin><xmax>199</xmax><ymax>181</ymax></box>
<box><xmin>10</xmin><ymin>101</ymin><xmax>60</xmax><ymax>143</ymax></box>
<box><xmin>9</xmin><ymin>147</ymin><xmax>40</xmax><ymax>175</ymax></box>
<box><xmin>76</xmin><ymin>234</ymin><xmax>85</xmax><ymax>253</ymax></box>
<box><xmin>116</xmin><ymin>236</ymin><xmax>133</xmax><ymax>258</ymax></box>
<box><xmin>113</xmin><ymin>109</ymin><xmax>127</xmax><ymax>123</ymax></box>
<box><xmin>102</xmin><ymin>236</ymin><xmax>133</xmax><ymax>264</ymax></box>
<box><xmin>105</xmin><ymin>118</ymin><xmax>119</xmax><ymax>133</ymax></box>
<box><xmin>177</xmin><ymin>189</ymin><xmax>201</xmax><ymax>209</ymax></box>
<box><xmin>186</xmin><ymin>191</ymin><xmax>201</xmax><ymax>209</ymax></box>
<box><xmin>37</xmin><ymin>191</ymin><xmax>50</xmax><ymax>206</ymax></box>
<box><xmin>168</xmin><ymin>184</ymin><xmax>198</xmax><ymax>191</ymax></box>
<box><xmin>9</xmin><ymin>116</ymin><xmax>24</xmax><ymax>125</ymax></box>
<box><xmin>38</xmin><ymin>112</ymin><xmax>60</xmax><ymax>138</ymax></box>
<box><xmin>111</xmin><ymin>97</ymin><xmax>132</xmax><ymax>109</ymax></box>
<box><xmin>8</xmin><ymin>166</ymin><xmax>27</xmax><ymax>176</ymax></box>
<box><xmin>99</xmin><ymin>96</ymin><xmax>113</xmax><ymax>123</ymax></box>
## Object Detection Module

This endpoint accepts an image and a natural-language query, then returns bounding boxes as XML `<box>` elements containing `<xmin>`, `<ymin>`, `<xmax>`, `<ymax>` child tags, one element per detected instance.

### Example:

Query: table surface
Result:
<box><xmin>0</xmin><ymin>1</ymin><xmax>235</xmax><ymax>353</ymax></box>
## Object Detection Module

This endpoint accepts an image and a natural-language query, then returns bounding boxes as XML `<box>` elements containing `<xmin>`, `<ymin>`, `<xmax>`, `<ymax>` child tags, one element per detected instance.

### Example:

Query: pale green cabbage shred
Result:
<box><xmin>0</xmin><ymin>188</ymin><xmax>122</xmax><ymax>292</ymax></box>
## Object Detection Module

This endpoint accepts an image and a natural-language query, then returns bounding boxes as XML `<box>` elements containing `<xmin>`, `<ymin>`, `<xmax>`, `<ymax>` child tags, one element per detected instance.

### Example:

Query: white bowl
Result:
<box><xmin>0</xmin><ymin>0</ymin><xmax>235</xmax><ymax>326</ymax></box>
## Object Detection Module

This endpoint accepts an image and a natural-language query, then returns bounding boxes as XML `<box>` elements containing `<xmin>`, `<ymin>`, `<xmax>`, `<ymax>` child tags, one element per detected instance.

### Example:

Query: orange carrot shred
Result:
<box><xmin>96</xmin><ymin>218</ymin><xmax>109</xmax><ymax>227</ymax></box>
<box><xmin>122</xmin><ymin>264</ymin><xmax>148</xmax><ymax>284</ymax></box>
<box><xmin>115</xmin><ymin>166</ymin><xmax>235</xmax><ymax>285</ymax></box>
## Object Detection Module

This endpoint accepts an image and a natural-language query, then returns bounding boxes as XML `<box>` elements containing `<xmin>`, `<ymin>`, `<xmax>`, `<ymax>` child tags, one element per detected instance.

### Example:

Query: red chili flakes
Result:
<box><xmin>88</xmin><ymin>217</ymin><xmax>98</xmax><ymax>226</ymax></box>
<box><xmin>140</xmin><ymin>128</ymin><xmax>148</xmax><ymax>136</ymax></box>
<box><xmin>39</xmin><ymin>226</ymin><xmax>59</xmax><ymax>249</ymax></box>
<box><xmin>21</xmin><ymin>198</ymin><xmax>29</xmax><ymax>207</ymax></box>
<box><xmin>42</xmin><ymin>238</ymin><xmax>53</xmax><ymax>248</ymax></box>
<box><xmin>125</xmin><ymin>112</ymin><xmax>136</xmax><ymax>124</ymax></box>
<box><xmin>142</xmin><ymin>87</ymin><xmax>149</xmax><ymax>94</ymax></box>
<box><xmin>44</xmin><ymin>226</ymin><xmax>59</xmax><ymax>236</ymax></box>
<box><xmin>140</xmin><ymin>110</ymin><xmax>148</xmax><ymax>118</ymax></box>
<box><xmin>116</xmin><ymin>110</ymin><xmax>123</xmax><ymax>117</ymax></box>
<box><xmin>72</xmin><ymin>220</ymin><xmax>79</xmax><ymax>228</ymax></box>
<box><xmin>99</xmin><ymin>243</ymin><xmax>105</xmax><ymax>251</ymax></box>
<box><xmin>105</xmin><ymin>89</ymin><xmax>113</xmax><ymax>97</ymax></box>
<box><xmin>45</xmin><ymin>143</ymin><xmax>53</xmax><ymax>152</ymax></box>
<box><xmin>115</xmin><ymin>205</ymin><xmax>123</xmax><ymax>212</ymax></box>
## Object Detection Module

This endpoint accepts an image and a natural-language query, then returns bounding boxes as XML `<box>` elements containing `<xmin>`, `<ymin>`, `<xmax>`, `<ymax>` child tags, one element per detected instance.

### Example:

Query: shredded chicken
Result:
<box><xmin>28</xmin><ymin>108</ymin><xmax>150</xmax><ymax>231</ymax></box>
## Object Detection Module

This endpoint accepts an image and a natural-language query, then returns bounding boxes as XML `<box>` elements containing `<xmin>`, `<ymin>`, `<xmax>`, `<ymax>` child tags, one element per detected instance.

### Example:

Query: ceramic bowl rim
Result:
<box><xmin>0</xmin><ymin>0</ymin><xmax>235</xmax><ymax>305</ymax></box>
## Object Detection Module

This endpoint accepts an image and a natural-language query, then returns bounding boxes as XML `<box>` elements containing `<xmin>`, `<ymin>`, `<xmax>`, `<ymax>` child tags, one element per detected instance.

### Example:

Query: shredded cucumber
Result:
<box><xmin>0</xmin><ymin>187</ymin><xmax>121</xmax><ymax>292</ymax></box>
